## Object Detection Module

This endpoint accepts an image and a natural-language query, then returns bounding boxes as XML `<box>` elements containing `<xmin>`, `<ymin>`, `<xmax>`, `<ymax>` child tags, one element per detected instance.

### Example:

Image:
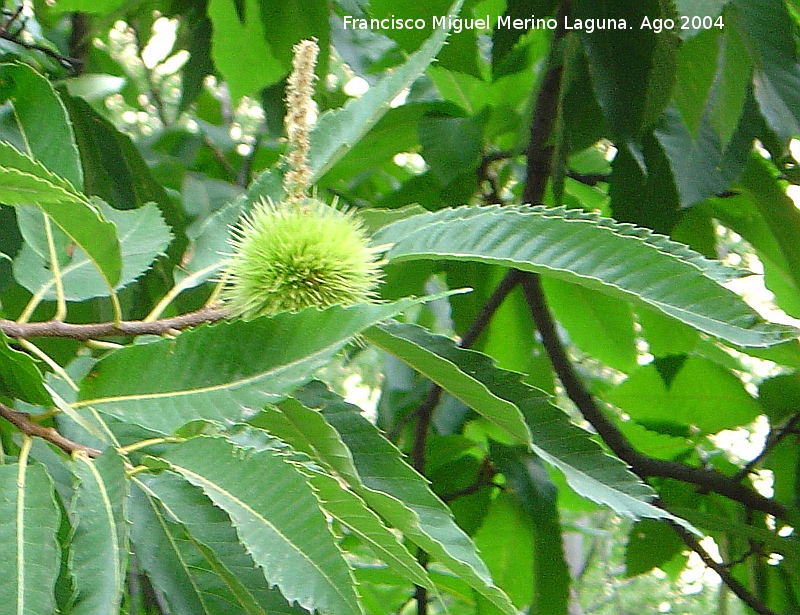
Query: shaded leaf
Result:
<box><xmin>0</xmin><ymin>462</ymin><xmax>61</xmax><ymax>615</ymax></box>
<box><xmin>208</xmin><ymin>0</ymin><xmax>284</xmax><ymax>100</ymax></box>
<box><xmin>541</xmin><ymin>277</ymin><xmax>638</xmax><ymax>372</ymax></box>
<box><xmin>737</xmin><ymin>155</ymin><xmax>800</xmax><ymax>319</ymax></box>
<box><xmin>0</xmin><ymin>329</ymin><xmax>53</xmax><ymax>405</ymax></box>
<box><xmin>14</xmin><ymin>201</ymin><xmax>171</xmax><ymax>301</ymax></box>
<box><xmin>733</xmin><ymin>0</ymin><xmax>800</xmax><ymax>142</ymax></box>
<box><xmin>674</xmin><ymin>27</ymin><xmax>722</xmax><ymax>137</ymax></box>
<box><xmin>62</xmin><ymin>94</ymin><xmax>186</xmax><ymax>259</ymax></box>
<box><xmin>625</xmin><ymin>519</ymin><xmax>685</xmax><ymax>577</ymax></box>
<box><xmin>293</xmin><ymin>383</ymin><xmax>518</xmax><ymax>615</ymax></box>
<box><xmin>371</xmin><ymin>205</ymin><xmax>798</xmax><ymax>347</ymax></box>
<box><xmin>473</xmin><ymin>492</ymin><xmax>535</xmax><ymax>612</ymax></box>
<box><xmin>137</xmin><ymin>472</ymin><xmax>307</xmax><ymax>614</ymax></box>
<box><xmin>491</xmin><ymin>445</ymin><xmax>570</xmax><ymax>615</ymax></box>
<box><xmin>76</xmin><ymin>299</ymin><xmax>418</xmax><ymax>435</ymax></box>
<box><xmin>0</xmin><ymin>62</ymin><xmax>82</xmax><ymax>188</ymax></box>
<box><xmin>574</xmin><ymin>0</ymin><xmax>679</xmax><ymax>138</ymax></box>
<box><xmin>364</xmin><ymin>323</ymin><xmax>674</xmax><ymax>522</ymax></box>
<box><xmin>159</xmin><ymin>436</ymin><xmax>363</xmax><ymax>615</ymax></box>
<box><xmin>67</xmin><ymin>449</ymin><xmax>128</xmax><ymax>615</ymax></box>
<box><xmin>605</xmin><ymin>356</ymin><xmax>761</xmax><ymax>433</ymax></box>
<box><xmin>0</xmin><ymin>165</ymin><xmax>122</xmax><ymax>289</ymax></box>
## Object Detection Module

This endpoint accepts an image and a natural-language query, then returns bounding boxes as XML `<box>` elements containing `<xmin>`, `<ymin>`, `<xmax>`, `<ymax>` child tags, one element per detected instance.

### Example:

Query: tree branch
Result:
<box><xmin>518</xmin><ymin>274</ymin><xmax>789</xmax><ymax>522</ymax></box>
<box><xmin>0</xmin><ymin>401</ymin><xmax>101</xmax><ymax>457</ymax></box>
<box><xmin>0</xmin><ymin>29</ymin><xmax>81</xmax><ymax>71</ymax></box>
<box><xmin>0</xmin><ymin>306</ymin><xmax>228</xmax><ymax>340</ymax></box>
<box><xmin>669</xmin><ymin>521</ymin><xmax>778</xmax><ymax>615</ymax></box>
<box><xmin>733</xmin><ymin>413</ymin><xmax>800</xmax><ymax>483</ymax></box>
<box><xmin>523</xmin><ymin>0</ymin><xmax>570</xmax><ymax>206</ymax></box>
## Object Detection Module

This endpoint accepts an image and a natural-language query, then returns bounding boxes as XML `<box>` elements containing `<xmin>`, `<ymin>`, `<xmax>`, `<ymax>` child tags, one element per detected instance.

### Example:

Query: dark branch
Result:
<box><xmin>0</xmin><ymin>30</ymin><xmax>82</xmax><ymax>71</ymax></box>
<box><xmin>0</xmin><ymin>306</ymin><xmax>228</xmax><ymax>340</ymax></box>
<box><xmin>670</xmin><ymin>521</ymin><xmax>778</xmax><ymax>615</ymax></box>
<box><xmin>733</xmin><ymin>413</ymin><xmax>800</xmax><ymax>483</ymax></box>
<box><xmin>0</xmin><ymin>401</ymin><xmax>101</xmax><ymax>457</ymax></box>
<box><xmin>410</xmin><ymin>385</ymin><xmax>443</xmax><ymax>474</ymax></box>
<box><xmin>441</xmin><ymin>458</ymin><xmax>498</xmax><ymax>502</ymax></box>
<box><xmin>523</xmin><ymin>0</ymin><xmax>570</xmax><ymax>205</ymax></box>
<box><xmin>518</xmin><ymin>274</ymin><xmax>789</xmax><ymax>521</ymax></box>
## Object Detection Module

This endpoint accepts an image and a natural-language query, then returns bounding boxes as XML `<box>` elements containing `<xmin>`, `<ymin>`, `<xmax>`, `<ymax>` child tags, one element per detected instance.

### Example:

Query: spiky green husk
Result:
<box><xmin>224</xmin><ymin>198</ymin><xmax>383</xmax><ymax>319</ymax></box>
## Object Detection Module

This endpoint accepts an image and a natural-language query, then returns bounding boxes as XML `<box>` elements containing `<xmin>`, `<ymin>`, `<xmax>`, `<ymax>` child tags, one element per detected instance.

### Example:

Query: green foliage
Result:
<box><xmin>1</xmin><ymin>2</ymin><xmax>800</xmax><ymax>615</ymax></box>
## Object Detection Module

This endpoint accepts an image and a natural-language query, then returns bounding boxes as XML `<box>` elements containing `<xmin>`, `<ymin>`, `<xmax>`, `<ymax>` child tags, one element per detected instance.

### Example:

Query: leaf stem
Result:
<box><xmin>145</xmin><ymin>260</ymin><xmax>226</xmax><ymax>322</ymax></box>
<box><xmin>16</xmin><ymin>338</ymin><xmax>78</xmax><ymax>391</ymax></box>
<box><xmin>118</xmin><ymin>437</ymin><xmax>184</xmax><ymax>455</ymax></box>
<box><xmin>43</xmin><ymin>215</ymin><xmax>67</xmax><ymax>322</ymax></box>
<box><xmin>16</xmin><ymin>286</ymin><xmax>48</xmax><ymax>325</ymax></box>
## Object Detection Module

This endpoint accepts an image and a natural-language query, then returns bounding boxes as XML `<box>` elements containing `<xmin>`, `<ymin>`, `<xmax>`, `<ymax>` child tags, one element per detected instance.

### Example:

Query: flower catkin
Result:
<box><xmin>223</xmin><ymin>198</ymin><xmax>383</xmax><ymax>319</ymax></box>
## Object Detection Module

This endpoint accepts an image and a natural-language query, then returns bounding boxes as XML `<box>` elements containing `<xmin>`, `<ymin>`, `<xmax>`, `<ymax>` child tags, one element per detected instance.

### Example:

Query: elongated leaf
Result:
<box><xmin>0</xmin><ymin>329</ymin><xmax>52</xmax><ymax>405</ymax></box>
<box><xmin>67</xmin><ymin>449</ymin><xmax>128</xmax><ymax>615</ymax></box>
<box><xmin>371</xmin><ymin>205</ymin><xmax>798</xmax><ymax>347</ymax></box>
<box><xmin>292</xmin><ymin>383</ymin><xmax>518</xmax><ymax>615</ymax></box>
<box><xmin>733</xmin><ymin>0</ymin><xmax>800</xmax><ymax>141</ymax></box>
<box><xmin>0</xmin><ymin>167</ymin><xmax>121</xmax><ymax>288</ymax></box>
<box><xmin>739</xmin><ymin>155</ymin><xmax>800</xmax><ymax>318</ymax></box>
<box><xmin>14</xmin><ymin>201</ymin><xmax>171</xmax><ymax>301</ymax></box>
<box><xmin>364</xmin><ymin>323</ymin><xmax>677</xmax><ymax>522</ymax></box>
<box><xmin>136</xmin><ymin>473</ymin><xmax>306</xmax><ymax>614</ymax></box>
<box><xmin>252</xmin><ymin>403</ymin><xmax>434</xmax><ymax>590</ymax></box>
<box><xmin>473</xmin><ymin>492</ymin><xmax>535</xmax><ymax>613</ymax></box>
<box><xmin>0</xmin><ymin>62</ymin><xmax>82</xmax><ymax>188</ymax></box>
<box><xmin>159</xmin><ymin>436</ymin><xmax>363</xmax><ymax>615</ymax></box>
<box><xmin>604</xmin><ymin>355</ymin><xmax>761</xmax><ymax>434</ymax></box>
<box><xmin>574</xmin><ymin>0</ymin><xmax>678</xmax><ymax>138</ymax></box>
<box><xmin>0</xmin><ymin>141</ymin><xmax>79</xmax><ymax>195</ymax></box>
<box><xmin>0</xmin><ymin>462</ymin><xmax>61</xmax><ymax>615</ymax></box>
<box><xmin>490</xmin><ymin>445</ymin><xmax>570</xmax><ymax>615</ymax></box>
<box><xmin>75</xmin><ymin>299</ymin><xmax>417</xmax><ymax>435</ymax></box>
<box><xmin>308</xmin><ymin>0</ymin><xmax>464</xmax><ymax>182</ymax></box>
<box><xmin>130</xmin><ymin>482</ymin><xmax>260</xmax><ymax>615</ymax></box>
<box><xmin>365</xmin><ymin>324</ymin><xmax>530</xmax><ymax>446</ymax></box>
<box><xmin>541</xmin><ymin>277</ymin><xmax>638</xmax><ymax>372</ymax></box>
<box><xmin>305</xmin><ymin>469</ymin><xmax>435</xmax><ymax>591</ymax></box>
<box><xmin>208</xmin><ymin>0</ymin><xmax>284</xmax><ymax>101</ymax></box>
<box><xmin>62</xmin><ymin>94</ymin><xmax>186</xmax><ymax>262</ymax></box>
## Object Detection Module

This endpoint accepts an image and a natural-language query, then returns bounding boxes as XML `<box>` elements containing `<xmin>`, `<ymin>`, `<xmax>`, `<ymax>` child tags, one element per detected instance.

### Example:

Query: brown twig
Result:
<box><xmin>441</xmin><ymin>458</ymin><xmax>498</xmax><ymax>502</ymax></box>
<box><xmin>0</xmin><ymin>23</ymin><xmax>81</xmax><ymax>71</ymax></box>
<box><xmin>518</xmin><ymin>274</ymin><xmax>788</xmax><ymax>521</ymax></box>
<box><xmin>0</xmin><ymin>401</ymin><xmax>101</xmax><ymax>457</ymax></box>
<box><xmin>523</xmin><ymin>0</ymin><xmax>570</xmax><ymax>206</ymax></box>
<box><xmin>669</xmin><ymin>521</ymin><xmax>778</xmax><ymax>615</ymax></box>
<box><xmin>733</xmin><ymin>413</ymin><xmax>800</xmax><ymax>483</ymax></box>
<box><xmin>0</xmin><ymin>306</ymin><xmax>228</xmax><ymax>340</ymax></box>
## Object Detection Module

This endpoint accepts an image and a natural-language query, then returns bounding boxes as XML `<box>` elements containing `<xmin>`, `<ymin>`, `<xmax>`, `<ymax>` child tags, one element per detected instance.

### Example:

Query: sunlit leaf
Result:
<box><xmin>76</xmin><ymin>299</ymin><xmax>418</xmax><ymax>435</ymax></box>
<box><xmin>372</xmin><ymin>205</ymin><xmax>798</xmax><ymax>347</ymax></box>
